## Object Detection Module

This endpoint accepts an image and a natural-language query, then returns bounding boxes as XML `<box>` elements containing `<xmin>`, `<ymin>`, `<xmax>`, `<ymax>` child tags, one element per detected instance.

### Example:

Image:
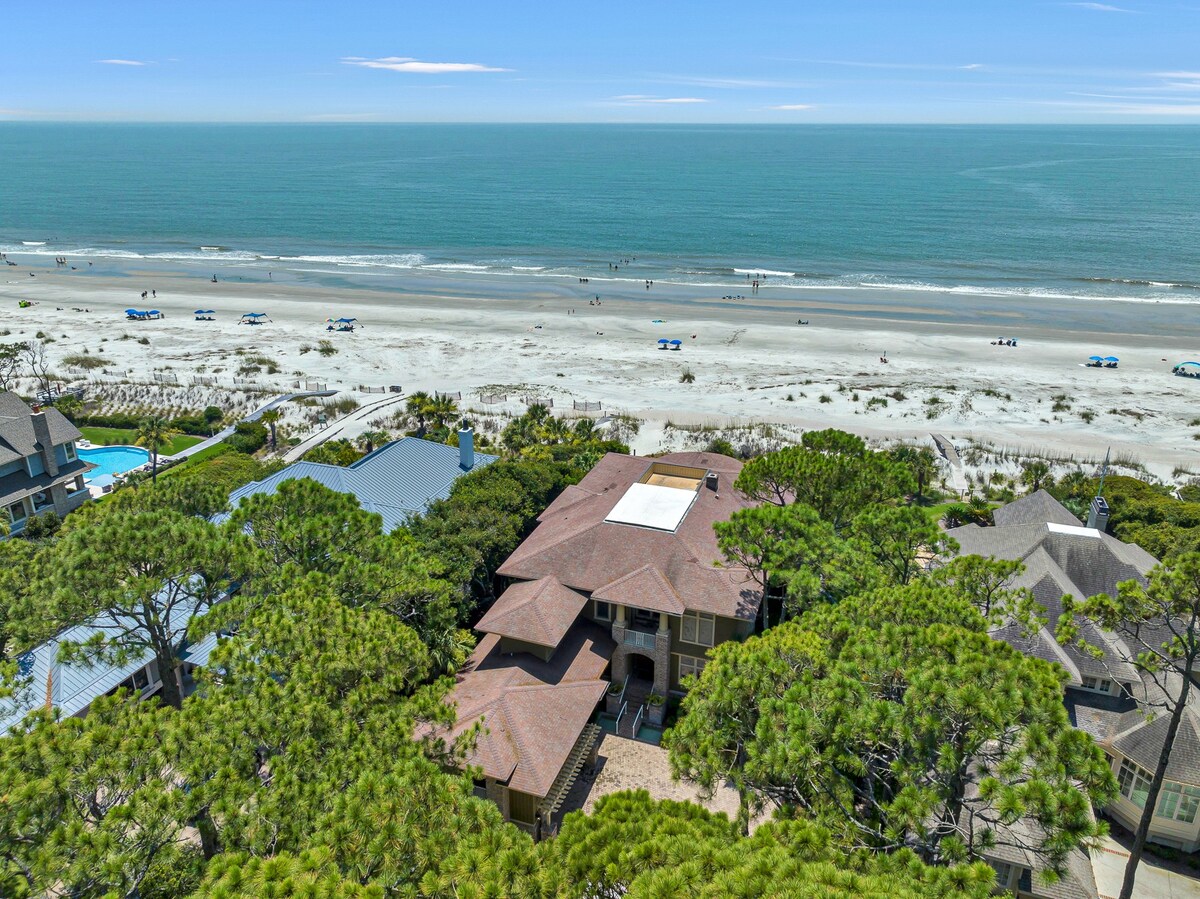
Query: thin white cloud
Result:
<box><xmin>341</xmin><ymin>56</ymin><xmax>509</xmax><ymax>74</ymax></box>
<box><xmin>97</xmin><ymin>59</ymin><xmax>146</xmax><ymax>66</ymax></box>
<box><xmin>611</xmin><ymin>95</ymin><xmax>708</xmax><ymax>104</ymax></box>
<box><xmin>650</xmin><ymin>75</ymin><xmax>811</xmax><ymax>90</ymax></box>
<box><xmin>769</xmin><ymin>104</ymin><xmax>814</xmax><ymax>110</ymax></box>
<box><xmin>1063</xmin><ymin>2</ymin><xmax>1134</xmax><ymax>11</ymax></box>
<box><xmin>959</xmin><ymin>64</ymin><xmax>985</xmax><ymax>70</ymax></box>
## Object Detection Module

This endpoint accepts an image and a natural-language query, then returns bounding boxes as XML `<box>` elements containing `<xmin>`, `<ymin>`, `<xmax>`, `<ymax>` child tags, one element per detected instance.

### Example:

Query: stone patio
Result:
<box><xmin>557</xmin><ymin>732</ymin><xmax>744</xmax><ymax>822</ymax></box>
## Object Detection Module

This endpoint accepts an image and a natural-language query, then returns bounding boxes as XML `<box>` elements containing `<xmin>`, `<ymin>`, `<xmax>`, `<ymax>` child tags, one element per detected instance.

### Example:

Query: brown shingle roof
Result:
<box><xmin>592</xmin><ymin>565</ymin><xmax>685</xmax><ymax>615</ymax></box>
<box><xmin>475</xmin><ymin>576</ymin><xmax>588</xmax><ymax>649</ymax></box>
<box><xmin>498</xmin><ymin>452</ymin><xmax>762</xmax><ymax>621</ymax></box>
<box><xmin>433</xmin><ymin>621</ymin><xmax>615</xmax><ymax>798</ymax></box>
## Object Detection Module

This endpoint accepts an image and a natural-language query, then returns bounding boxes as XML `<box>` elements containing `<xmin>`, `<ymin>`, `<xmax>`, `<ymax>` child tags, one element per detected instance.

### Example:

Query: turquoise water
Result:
<box><xmin>2</xmin><ymin>124</ymin><xmax>1199</xmax><ymax>303</ymax></box>
<box><xmin>79</xmin><ymin>446</ymin><xmax>150</xmax><ymax>479</ymax></box>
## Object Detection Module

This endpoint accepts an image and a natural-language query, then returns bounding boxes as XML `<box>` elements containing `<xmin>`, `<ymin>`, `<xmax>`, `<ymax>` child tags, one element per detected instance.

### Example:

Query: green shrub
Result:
<box><xmin>318</xmin><ymin>340</ymin><xmax>338</xmax><ymax>357</ymax></box>
<box><xmin>224</xmin><ymin>421</ymin><xmax>268</xmax><ymax>454</ymax></box>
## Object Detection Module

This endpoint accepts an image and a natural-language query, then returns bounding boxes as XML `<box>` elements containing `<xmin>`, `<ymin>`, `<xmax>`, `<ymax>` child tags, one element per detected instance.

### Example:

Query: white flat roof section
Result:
<box><xmin>604</xmin><ymin>482</ymin><xmax>698</xmax><ymax>532</ymax></box>
<box><xmin>1047</xmin><ymin>522</ymin><xmax>1102</xmax><ymax>539</ymax></box>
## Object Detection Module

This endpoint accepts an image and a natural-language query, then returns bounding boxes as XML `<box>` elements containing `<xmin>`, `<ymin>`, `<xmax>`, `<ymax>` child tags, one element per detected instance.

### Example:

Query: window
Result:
<box><xmin>680</xmin><ymin>611</ymin><xmax>715</xmax><ymax>647</ymax></box>
<box><xmin>1157</xmin><ymin>782</ymin><xmax>1200</xmax><ymax>824</ymax></box>
<box><xmin>64</xmin><ymin>442</ymin><xmax>77</xmax><ymax>462</ymax></box>
<box><xmin>508</xmin><ymin>789</ymin><xmax>539</xmax><ymax>826</ymax></box>
<box><xmin>677</xmin><ymin>654</ymin><xmax>707</xmax><ymax>682</ymax></box>
<box><xmin>7</xmin><ymin>501</ymin><xmax>27</xmax><ymax>522</ymax></box>
<box><xmin>990</xmin><ymin>862</ymin><xmax>1032</xmax><ymax>894</ymax></box>
<box><xmin>1118</xmin><ymin>759</ymin><xmax>1154</xmax><ymax>809</ymax></box>
<box><xmin>594</xmin><ymin>600</ymin><xmax>612</xmax><ymax>622</ymax></box>
<box><xmin>119</xmin><ymin>665</ymin><xmax>154</xmax><ymax>694</ymax></box>
<box><xmin>1080</xmin><ymin>676</ymin><xmax>1113</xmax><ymax>694</ymax></box>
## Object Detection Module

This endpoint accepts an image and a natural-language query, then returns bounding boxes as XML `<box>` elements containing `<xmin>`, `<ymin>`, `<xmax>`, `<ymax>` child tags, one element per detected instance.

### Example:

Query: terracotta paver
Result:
<box><xmin>559</xmin><ymin>732</ymin><xmax>745</xmax><ymax>822</ymax></box>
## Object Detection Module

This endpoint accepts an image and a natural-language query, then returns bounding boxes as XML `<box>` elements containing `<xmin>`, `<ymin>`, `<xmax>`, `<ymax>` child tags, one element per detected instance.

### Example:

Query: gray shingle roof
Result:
<box><xmin>0</xmin><ymin>392</ymin><xmax>82</xmax><ymax>466</ymax></box>
<box><xmin>993</xmin><ymin>489</ymin><xmax>1083</xmax><ymax>528</ymax></box>
<box><xmin>222</xmin><ymin>437</ymin><xmax>497</xmax><ymax>532</ymax></box>
<box><xmin>0</xmin><ymin>457</ymin><xmax>95</xmax><ymax>506</ymax></box>
<box><xmin>949</xmin><ymin>492</ymin><xmax>1156</xmax><ymax>685</ymax></box>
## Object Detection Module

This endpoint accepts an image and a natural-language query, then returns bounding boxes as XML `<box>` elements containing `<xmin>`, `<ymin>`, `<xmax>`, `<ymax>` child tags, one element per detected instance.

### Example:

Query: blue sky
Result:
<box><xmin>4</xmin><ymin>0</ymin><xmax>1200</xmax><ymax>122</ymax></box>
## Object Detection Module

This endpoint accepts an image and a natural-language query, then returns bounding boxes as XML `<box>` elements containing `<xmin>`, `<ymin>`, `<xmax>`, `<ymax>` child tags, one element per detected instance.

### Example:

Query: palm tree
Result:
<box><xmin>259</xmin><ymin>409</ymin><xmax>282</xmax><ymax>450</ymax></box>
<box><xmin>427</xmin><ymin>394</ymin><xmax>459</xmax><ymax>432</ymax></box>
<box><xmin>1020</xmin><ymin>460</ymin><xmax>1052</xmax><ymax>493</ymax></box>
<box><xmin>135</xmin><ymin>416</ymin><xmax>178</xmax><ymax>483</ymax></box>
<box><xmin>405</xmin><ymin>391</ymin><xmax>433</xmax><ymax>437</ymax></box>
<box><xmin>358</xmin><ymin>430</ymin><xmax>388</xmax><ymax>455</ymax></box>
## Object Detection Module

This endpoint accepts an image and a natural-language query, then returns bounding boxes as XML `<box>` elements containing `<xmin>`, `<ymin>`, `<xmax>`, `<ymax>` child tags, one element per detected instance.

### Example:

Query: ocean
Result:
<box><xmin>2</xmin><ymin>123</ymin><xmax>1199</xmax><ymax>305</ymax></box>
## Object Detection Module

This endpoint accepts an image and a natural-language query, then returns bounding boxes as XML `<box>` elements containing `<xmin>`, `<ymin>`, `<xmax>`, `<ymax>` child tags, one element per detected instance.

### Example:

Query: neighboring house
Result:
<box><xmin>221</xmin><ymin>430</ymin><xmax>496</xmax><ymax>532</ymax></box>
<box><xmin>0</xmin><ymin>392</ymin><xmax>93</xmax><ymax>535</ymax></box>
<box><xmin>948</xmin><ymin>490</ymin><xmax>1200</xmax><ymax>875</ymax></box>
<box><xmin>1</xmin><ymin>433</ymin><xmax>491</xmax><ymax>733</ymax></box>
<box><xmin>431</xmin><ymin>451</ymin><xmax>763</xmax><ymax>836</ymax></box>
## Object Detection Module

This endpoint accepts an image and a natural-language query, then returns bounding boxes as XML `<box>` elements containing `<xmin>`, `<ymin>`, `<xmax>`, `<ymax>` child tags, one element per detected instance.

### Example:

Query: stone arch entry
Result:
<box><xmin>629</xmin><ymin>652</ymin><xmax>655</xmax><ymax>683</ymax></box>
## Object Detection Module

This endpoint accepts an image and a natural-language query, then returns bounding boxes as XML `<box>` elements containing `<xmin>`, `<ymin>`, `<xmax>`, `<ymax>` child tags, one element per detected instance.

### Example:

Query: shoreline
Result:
<box><xmin>2</xmin><ymin>258</ymin><xmax>1198</xmax><ymax>479</ymax></box>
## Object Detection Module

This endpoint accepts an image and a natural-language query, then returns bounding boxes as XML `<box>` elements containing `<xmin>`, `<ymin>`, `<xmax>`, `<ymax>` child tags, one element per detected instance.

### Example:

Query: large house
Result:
<box><xmin>949</xmin><ymin>490</ymin><xmax>1200</xmax><ymax>862</ymax></box>
<box><xmin>221</xmin><ymin>430</ymin><xmax>496</xmax><ymax>532</ymax></box>
<box><xmin>431</xmin><ymin>451</ymin><xmax>762</xmax><ymax>836</ymax></box>
<box><xmin>0</xmin><ymin>392</ymin><xmax>93</xmax><ymax>535</ymax></box>
<box><xmin>1</xmin><ymin>432</ymin><xmax>493</xmax><ymax>733</ymax></box>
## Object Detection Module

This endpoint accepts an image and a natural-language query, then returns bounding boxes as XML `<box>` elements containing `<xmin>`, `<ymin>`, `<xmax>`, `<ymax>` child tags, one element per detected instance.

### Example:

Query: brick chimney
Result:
<box><xmin>30</xmin><ymin>410</ymin><xmax>59</xmax><ymax>476</ymax></box>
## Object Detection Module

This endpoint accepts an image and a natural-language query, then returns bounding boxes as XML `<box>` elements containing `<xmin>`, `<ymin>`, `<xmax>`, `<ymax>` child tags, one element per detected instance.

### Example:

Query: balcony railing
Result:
<box><xmin>623</xmin><ymin>629</ymin><xmax>658</xmax><ymax>650</ymax></box>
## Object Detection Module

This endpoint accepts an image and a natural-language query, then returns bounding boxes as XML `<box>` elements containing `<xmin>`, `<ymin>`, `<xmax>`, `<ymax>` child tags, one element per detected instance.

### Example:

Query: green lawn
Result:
<box><xmin>79</xmin><ymin>426</ymin><xmax>203</xmax><ymax>456</ymax></box>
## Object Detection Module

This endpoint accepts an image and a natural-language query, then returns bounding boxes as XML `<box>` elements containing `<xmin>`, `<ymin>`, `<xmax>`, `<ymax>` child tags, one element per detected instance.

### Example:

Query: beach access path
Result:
<box><xmin>163</xmin><ymin>390</ymin><xmax>337</xmax><ymax>463</ymax></box>
<box><xmin>931</xmin><ymin>433</ymin><xmax>969</xmax><ymax>496</ymax></box>
<box><xmin>281</xmin><ymin>392</ymin><xmax>410</xmax><ymax>463</ymax></box>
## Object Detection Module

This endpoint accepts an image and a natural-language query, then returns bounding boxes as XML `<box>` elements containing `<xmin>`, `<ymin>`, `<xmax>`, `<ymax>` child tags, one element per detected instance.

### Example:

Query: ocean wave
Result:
<box><xmin>733</xmin><ymin>267</ymin><xmax>797</xmax><ymax>277</ymax></box>
<box><xmin>277</xmin><ymin>253</ymin><xmax>428</xmax><ymax>268</ymax></box>
<box><xmin>21</xmin><ymin>240</ymin><xmax>47</xmax><ymax>246</ymax></box>
<box><xmin>419</xmin><ymin>263</ymin><xmax>490</xmax><ymax>272</ymax></box>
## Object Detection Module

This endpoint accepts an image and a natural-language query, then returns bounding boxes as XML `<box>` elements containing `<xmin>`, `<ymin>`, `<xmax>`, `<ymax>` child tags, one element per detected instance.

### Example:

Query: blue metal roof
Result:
<box><xmin>221</xmin><ymin>437</ymin><xmax>498</xmax><ymax>533</ymax></box>
<box><xmin>0</xmin><ymin>595</ymin><xmax>208</xmax><ymax>733</ymax></box>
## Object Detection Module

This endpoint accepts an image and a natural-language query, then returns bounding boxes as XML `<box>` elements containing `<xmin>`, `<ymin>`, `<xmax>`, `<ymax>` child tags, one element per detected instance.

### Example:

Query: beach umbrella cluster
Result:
<box><xmin>657</xmin><ymin>338</ymin><xmax>683</xmax><ymax>350</ymax></box>
<box><xmin>124</xmin><ymin>309</ymin><xmax>161</xmax><ymax>320</ymax></box>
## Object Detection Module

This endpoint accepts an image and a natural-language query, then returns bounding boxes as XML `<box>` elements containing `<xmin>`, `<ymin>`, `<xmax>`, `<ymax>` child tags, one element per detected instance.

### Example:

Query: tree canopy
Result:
<box><xmin>667</xmin><ymin>585</ymin><xmax>1114</xmax><ymax>884</ymax></box>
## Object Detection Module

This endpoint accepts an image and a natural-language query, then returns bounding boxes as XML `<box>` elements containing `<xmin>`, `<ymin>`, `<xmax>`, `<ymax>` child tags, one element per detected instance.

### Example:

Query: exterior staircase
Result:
<box><xmin>617</xmin><ymin>678</ymin><xmax>653</xmax><ymax>739</ymax></box>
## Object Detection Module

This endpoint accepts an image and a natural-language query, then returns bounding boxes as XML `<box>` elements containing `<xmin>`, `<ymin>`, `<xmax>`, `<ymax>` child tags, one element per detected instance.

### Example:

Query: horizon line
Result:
<box><xmin>2</xmin><ymin>118</ymin><xmax>1200</xmax><ymax>126</ymax></box>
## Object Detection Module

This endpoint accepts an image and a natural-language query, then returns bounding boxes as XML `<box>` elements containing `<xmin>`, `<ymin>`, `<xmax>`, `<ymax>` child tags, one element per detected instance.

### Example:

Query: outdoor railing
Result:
<box><xmin>614</xmin><ymin>673</ymin><xmax>629</xmax><ymax>706</ymax></box>
<box><xmin>631</xmin><ymin>704</ymin><xmax>645</xmax><ymax>737</ymax></box>
<box><xmin>614</xmin><ymin>700</ymin><xmax>629</xmax><ymax>733</ymax></box>
<box><xmin>623</xmin><ymin>629</ymin><xmax>657</xmax><ymax>650</ymax></box>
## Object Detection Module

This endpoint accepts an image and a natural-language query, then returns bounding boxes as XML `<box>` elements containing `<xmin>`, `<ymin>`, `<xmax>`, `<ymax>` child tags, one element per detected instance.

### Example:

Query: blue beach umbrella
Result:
<box><xmin>1180</xmin><ymin>361</ymin><xmax>1200</xmax><ymax>367</ymax></box>
<box><xmin>148</xmin><ymin>310</ymin><xmax>160</xmax><ymax>316</ymax></box>
<box><xmin>336</xmin><ymin>317</ymin><xmax>357</xmax><ymax>323</ymax></box>
<box><xmin>658</xmin><ymin>338</ymin><xmax>670</xmax><ymax>345</ymax></box>
<box><xmin>1088</xmin><ymin>355</ymin><xmax>1103</xmax><ymax>361</ymax></box>
<box><xmin>125</xmin><ymin>308</ymin><xmax>139</xmax><ymax>315</ymax></box>
<box><xmin>669</xmin><ymin>339</ymin><xmax>682</xmax><ymax>346</ymax></box>
<box><xmin>1105</xmin><ymin>356</ymin><xmax>1119</xmax><ymax>363</ymax></box>
<box><xmin>194</xmin><ymin>309</ymin><xmax>206</xmax><ymax>315</ymax></box>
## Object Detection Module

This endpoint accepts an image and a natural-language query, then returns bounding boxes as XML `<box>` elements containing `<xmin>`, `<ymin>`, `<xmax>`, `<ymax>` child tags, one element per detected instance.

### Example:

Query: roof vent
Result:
<box><xmin>458</xmin><ymin>427</ymin><xmax>475</xmax><ymax>470</ymax></box>
<box><xmin>1087</xmin><ymin>496</ymin><xmax>1110</xmax><ymax>532</ymax></box>
<box><xmin>705</xmin><ymin>472</ymin><xmax>719</xmax><ymax>491</ymax></box>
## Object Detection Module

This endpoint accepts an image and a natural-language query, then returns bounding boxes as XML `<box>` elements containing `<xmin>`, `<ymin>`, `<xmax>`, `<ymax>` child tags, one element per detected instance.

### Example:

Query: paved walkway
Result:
<box><xmin>162</xmin><ymin>390</ymin><xmax>337</xmax><ymax>463</ymax></box>
<box><xmin>281</xmin><ymin>392</ymin><xmax>409</xmax><ymax>463</ymax></box>
<box><xmin>1092</xmin><ymin>835</ymin><xmax>1200</xmax><ymax>899</ymax></box>
<box><xmin>558</xmin><ymin>733</ymin><xmax>757</xmax><ymax>825</ymax></box>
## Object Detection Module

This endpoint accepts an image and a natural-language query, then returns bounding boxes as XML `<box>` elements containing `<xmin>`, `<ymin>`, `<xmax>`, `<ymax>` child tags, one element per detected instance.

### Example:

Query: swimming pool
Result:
<box><xmin>79</xmin><ymin>445</ymin><xmax>150</xmax><ymax>481</ymax></box>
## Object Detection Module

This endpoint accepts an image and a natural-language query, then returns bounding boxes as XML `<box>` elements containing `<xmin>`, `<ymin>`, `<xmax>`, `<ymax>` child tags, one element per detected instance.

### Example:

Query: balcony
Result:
<box><xmin>623</xmin><ymin>629</ymin><xmax>658</xmax><ymax>650</ymax></box>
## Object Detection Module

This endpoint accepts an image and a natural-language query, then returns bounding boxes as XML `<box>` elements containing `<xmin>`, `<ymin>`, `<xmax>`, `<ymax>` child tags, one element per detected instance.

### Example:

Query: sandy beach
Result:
<box><xmin>2</xmin><ymin>256</ymin><xmax>1197</xmax><ymax>480</ymax></box>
